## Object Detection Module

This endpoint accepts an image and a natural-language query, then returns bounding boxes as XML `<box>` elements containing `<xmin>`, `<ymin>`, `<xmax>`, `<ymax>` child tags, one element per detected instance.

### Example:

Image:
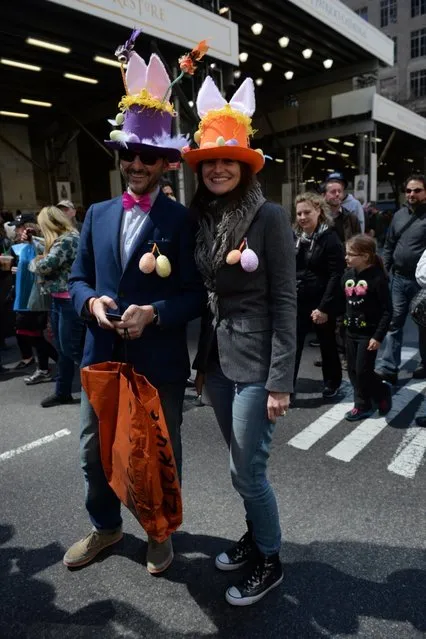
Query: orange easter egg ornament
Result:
<box><xmin>226</xmin><ymin>249</ymin><xmax>242</xmax><ymax>265</ymax></box>
<box><xmin>139</xmin><ymin>252</ymin><xmax>156</xmax><ymax>274</ymax></box>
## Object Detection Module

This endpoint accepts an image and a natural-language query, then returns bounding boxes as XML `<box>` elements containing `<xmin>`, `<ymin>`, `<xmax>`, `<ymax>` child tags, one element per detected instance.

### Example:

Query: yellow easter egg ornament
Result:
<box><xmin>139</xmin><ymin>252</ymin><xmax>156</xmax><ymax>274</ymax></box>
<box><xmin>155</xmin><ymin>254</ymin><xmax>172</xmax><ymax>278</ymax></box>
<box><xmin>115</xmin><ymin>112</ymin><xmax>125</xmax><ymax>126</ymax></box>
<box><xmin>226</xmin><ymin>249</ymin><xmax>242</xmax><ymax>265</ymax></box>
<box><xmin>194</xmin><ymin>130</ymin><xmax>201</xmax><ymax>145</ymax></box>
<box><xmin>109</xmin><ymin>129</ymin><xmax>123</xmax><ymax>141</ymax></box>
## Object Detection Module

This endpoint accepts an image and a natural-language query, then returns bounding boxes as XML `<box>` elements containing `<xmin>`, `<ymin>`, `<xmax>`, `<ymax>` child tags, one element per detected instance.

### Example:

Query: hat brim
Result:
<box><xmin>183</xmin><ymin>146</ymin><xmax>265</xmax><ymax>174</ymax></box>
<box><xmin>105</xmin><ymin>141</ymin><xmax>181</xmax><ymax>163</ymax></box>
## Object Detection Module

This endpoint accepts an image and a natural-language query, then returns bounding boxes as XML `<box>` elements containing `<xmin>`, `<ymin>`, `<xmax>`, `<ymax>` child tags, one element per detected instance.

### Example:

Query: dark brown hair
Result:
<box><xmin>405</xmin><ymin>174</ymin><xmax>426</xmax><ymax>190</ymax></box>
<box><xmin>346</xmin><ymin>234</ymin><xmax>387</xmax><ymax>276</ymax></box>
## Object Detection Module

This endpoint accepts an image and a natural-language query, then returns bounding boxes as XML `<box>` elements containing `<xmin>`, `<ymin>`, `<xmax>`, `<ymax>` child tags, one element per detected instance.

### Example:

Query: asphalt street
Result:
<box><xmin>0</xmin><ymin>319</ymin><xmax>425</xmax><ymax>639</ymax></box>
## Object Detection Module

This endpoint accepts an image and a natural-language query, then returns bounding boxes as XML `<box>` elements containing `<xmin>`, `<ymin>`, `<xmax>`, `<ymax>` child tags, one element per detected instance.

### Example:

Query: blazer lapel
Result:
<box><xmin>122</xmin><ymin>191</ymin><xmax>166</xmax><ymax>274</ymax></box>
<box><xmin>107</xmin><ymin>196</ymin><xmax>125</xmax><ymax>272</ymax></box>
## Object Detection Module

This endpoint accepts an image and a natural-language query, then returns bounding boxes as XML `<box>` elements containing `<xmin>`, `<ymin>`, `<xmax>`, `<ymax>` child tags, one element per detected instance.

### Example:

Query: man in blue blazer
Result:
<box><xmin>64</xmin><ymin>39</ymin><xmax>205</xmax><ymax>575</ymax></box>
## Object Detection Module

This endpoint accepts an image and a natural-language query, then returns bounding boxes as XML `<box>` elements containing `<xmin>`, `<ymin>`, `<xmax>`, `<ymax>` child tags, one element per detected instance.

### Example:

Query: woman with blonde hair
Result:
<box><xmin>34</xmin><ymin>205</ymin><xmax>85</xmax><ymax>407</ymax></box>
<box><xmin>293</xmin><ymin>191</ymin><xmax>345</xmax><ymax>405</ymax></box>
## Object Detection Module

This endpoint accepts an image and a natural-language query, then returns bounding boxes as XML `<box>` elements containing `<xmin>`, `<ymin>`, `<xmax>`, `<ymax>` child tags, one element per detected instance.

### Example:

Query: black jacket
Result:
<box><xmin>295</xmin><ymin>227</ymin><xmax>346</xmax><ymax>315</ymax></box>
<box><xmin>382</xmin><ymin>203</ymin><xmax>426</xmax><ymax>278</ymax></box>
<box><xmin>332</xmin><ymin>207</ymin><xmax>361</xmax><ymax>243</ymax></box>
<box><xmin>342</xmin><ymin>265</ymin><xmax>392</xmax><ymax>342</ymax></box>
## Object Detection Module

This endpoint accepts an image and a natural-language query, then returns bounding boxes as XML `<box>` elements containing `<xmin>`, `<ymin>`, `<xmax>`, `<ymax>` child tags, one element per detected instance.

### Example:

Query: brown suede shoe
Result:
<box><xmin>63</xmin><ymin>527</ymin><xmax>123</xmax><ymax>567</ymax></box>
<box><xmin>146</xmin><ymin>536</ymin><xmax>174</xmax><ymax>574</ymax></box>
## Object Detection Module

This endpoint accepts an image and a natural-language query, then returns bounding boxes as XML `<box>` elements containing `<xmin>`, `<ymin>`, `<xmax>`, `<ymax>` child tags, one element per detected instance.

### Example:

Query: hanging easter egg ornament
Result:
<box><xmin>156</xmin><ymin>254</ymin><xmax>172</xmax><ymax>278</ymax></box>
<box><xmin>139</xmin><ymin>252</ymin><xmax>156</xmax><ymax>274</ymax></box>
<box><xmin>194</xmin><ymin>130</ymin><xmax>201</xmax><ymax>145</ymax></box>
<box><xmin>115</xmin><ymin>112</ymin><xmax>125</xmax><ymax>126</ymax></box>
<box><xmin>241</xmin><ymin>248</ymin><xmax>259</xmax><ymax>272</ymax></box>
<box><xmin>226</xmin><ymin>249</ymin><xmax>242</xmax><ymax>265</ymax></box>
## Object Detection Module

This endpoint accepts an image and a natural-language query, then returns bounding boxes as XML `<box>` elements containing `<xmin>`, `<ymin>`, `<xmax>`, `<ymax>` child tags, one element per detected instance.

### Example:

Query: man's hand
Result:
<box><xmin>311</xmin><ymin>309</ymin><xmax>328</xmax><ymax>324</ymax></box>
<box><xmin>91</xmin><ymin>296</ymin><xmax>119</xmax><ymax>330</ymax></box>
<box><xmin>267</xmin><ymin>392</ymin><xmax>290</xmax><ymax>423</ymax></box>
<box><xmin>116</xmin><ymin>305</ymin><xmax>154</xmax><ymax>340</ymax></box>
<box><xmin>195</xmin><ymin>371</ymin><xmax>205</xmax><ymax>396</ymax></box>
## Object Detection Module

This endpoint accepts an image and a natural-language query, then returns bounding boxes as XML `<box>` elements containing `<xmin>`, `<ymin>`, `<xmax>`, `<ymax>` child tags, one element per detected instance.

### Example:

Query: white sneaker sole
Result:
<box><xmin>215</xmin><ymin>555</ymin><xmax>248</xmax><ymax>572</ymax></box>
<box><xmin>225</xmin><ymin>574</ymin><xmax>283</xmax><ymax>606</ymax></box>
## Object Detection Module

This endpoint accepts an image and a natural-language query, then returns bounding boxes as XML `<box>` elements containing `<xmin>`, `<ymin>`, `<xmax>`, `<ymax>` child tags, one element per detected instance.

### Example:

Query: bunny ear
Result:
<box><xmin>229</xmin><ymin>78</ymin><xmax>256</xmax><ymax>116</ymax></box>
<box><xmin>197</xmin><ymin>75</ymin><xmax>227</xmax><ymax>118</ymax></box>
<box><xmin>126</xmin><ymin>52</ymin><xmax>147</xmax><ymax>95</ymax></box>
<box><xmin>146</xmin><ymin>54</ymin><xmax>172</xmax><ymax>101</ymax></box>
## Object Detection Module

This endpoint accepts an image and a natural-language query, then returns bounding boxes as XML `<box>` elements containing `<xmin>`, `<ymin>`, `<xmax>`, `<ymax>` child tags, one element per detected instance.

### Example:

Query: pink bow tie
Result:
<box><xmin>122</xmin><ymin>192</ymin><xmax>151</xmax><ymax>212</ymax></box>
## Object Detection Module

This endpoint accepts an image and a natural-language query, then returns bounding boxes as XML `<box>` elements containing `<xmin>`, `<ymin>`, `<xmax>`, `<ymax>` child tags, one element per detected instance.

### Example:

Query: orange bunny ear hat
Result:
<box><xmin>182</xmin><ymin>76</ymin><xmax>265</xmax><ymax>174</ymax></box>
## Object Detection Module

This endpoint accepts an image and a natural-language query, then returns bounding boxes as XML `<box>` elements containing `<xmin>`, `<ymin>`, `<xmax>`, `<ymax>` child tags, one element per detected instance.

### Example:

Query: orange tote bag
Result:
<box><xmin>81</xmin><ymin>362</ymin><xmax>182</xmax><ymax>542</ymax></box>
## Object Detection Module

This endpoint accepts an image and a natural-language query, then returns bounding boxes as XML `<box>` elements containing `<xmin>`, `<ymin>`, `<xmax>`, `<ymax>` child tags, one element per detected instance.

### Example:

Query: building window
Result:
<box><xmin>411</xmin><ymin>70</ymin><xmax>426</xmax><ymax>98</ymax></box>
<box><xmin>411</xmin><ymin>29</ymin><xmax>426</xmax><ymax>58</ymax></box>
<box><xmin>412</xmin><ymin>0</ymin><xmax>426</xmax><ymax>18</ymax></box>
<box><xmin>380</xmin><ymin>76</ymin><xmax>397</xmax><ymax>99</ymax></box>
<box><xmin>380</xmin><ymin>0</ymin><xmax>397</xmax><ymax>27</ymax></box>
<box><xmin>355</xmin><ymin>6</ymin><xmax>368</xmax><ymax>20</ymax></box>
<box><xmin>393</xmin><ymin>36</ymin><xmax>398</xmax><ymax>63</ymax></box>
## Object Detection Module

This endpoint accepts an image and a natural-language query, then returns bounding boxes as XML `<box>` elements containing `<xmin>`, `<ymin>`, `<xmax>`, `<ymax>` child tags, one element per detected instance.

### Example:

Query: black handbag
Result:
<box><xmin>410</xmin><ymin>289</ymin><xmax>426</xmax><ymax>327</ymax></box>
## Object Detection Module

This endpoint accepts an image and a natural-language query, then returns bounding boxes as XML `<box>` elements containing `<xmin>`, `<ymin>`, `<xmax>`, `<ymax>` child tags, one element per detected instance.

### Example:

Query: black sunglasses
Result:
<box><xmin>406</xmin><ymin>188</ymin><xmax>424</xmax><ymax>194</ymax></box>
<box><xmin>119</xmin><ymin>149</ymin><xmax>162</xmax><ymax>165</ymax></box>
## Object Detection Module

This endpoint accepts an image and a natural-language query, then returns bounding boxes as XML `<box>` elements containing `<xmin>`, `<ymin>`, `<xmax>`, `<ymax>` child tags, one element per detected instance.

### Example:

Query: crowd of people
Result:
<box><xmin>1</xmin><ymin>31</ymin><xmax>426</xmax><ymax>609</ymax></box>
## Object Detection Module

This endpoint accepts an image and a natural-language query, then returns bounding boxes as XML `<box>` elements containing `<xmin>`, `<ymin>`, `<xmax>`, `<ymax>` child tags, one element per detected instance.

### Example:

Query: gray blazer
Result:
<box><xmin>194</xmin><ymin>201</ymin><xmax>297</xmax><ymax>393</ymax></box>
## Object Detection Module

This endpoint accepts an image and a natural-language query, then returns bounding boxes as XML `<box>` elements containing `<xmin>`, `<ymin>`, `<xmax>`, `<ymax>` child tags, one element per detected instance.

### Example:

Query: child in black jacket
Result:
<box><xmin>343</xmin><ymin>234</ymin><xmax>393</xmax><ymax>421</ymax></box>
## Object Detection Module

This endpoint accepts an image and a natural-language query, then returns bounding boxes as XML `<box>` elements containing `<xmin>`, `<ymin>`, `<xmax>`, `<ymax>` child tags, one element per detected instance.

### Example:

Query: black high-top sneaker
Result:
<box><xmin>225</xmin><ymin>549</ymin><xmax>283</xmax><ymax>606</ymax></box>
<box><xmin>215</xmin><ymin>521</ymin><xmax>255</xmax><ymax>571</ymax></box>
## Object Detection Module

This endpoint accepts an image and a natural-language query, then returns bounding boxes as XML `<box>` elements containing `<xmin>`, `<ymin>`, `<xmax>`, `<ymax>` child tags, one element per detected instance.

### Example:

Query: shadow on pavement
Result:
<box><xmin>0</xmin><ymin>524</ymin><xmax>424</xmax><ymax>638</ymax></box>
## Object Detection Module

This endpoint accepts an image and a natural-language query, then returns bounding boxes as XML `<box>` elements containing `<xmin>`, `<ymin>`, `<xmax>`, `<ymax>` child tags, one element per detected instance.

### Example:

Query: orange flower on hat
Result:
<box><xmin>179</xmin><ymin>40</ymin><xmax>209</xmax><ymax>76</ymax></box>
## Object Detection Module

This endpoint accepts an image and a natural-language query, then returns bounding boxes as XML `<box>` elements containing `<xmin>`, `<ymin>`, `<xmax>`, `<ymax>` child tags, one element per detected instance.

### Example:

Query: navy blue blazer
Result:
<box><xmin>69</xmin><ymin>191</ymin><xmax>205</xmax><ymax>387</ymax></box>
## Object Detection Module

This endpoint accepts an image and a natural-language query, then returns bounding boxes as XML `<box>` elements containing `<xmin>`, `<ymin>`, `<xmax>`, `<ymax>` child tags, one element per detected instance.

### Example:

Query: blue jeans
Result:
<box><xmin>50</xmin><ymin>297</ymin><xmax>85</xmax><ymax>396</ymax></box>
<box><xmin>378</xmin><ymin>274</ymin><xmax>426</xmax><ymax>374</ymax></box>
<box><xmin>205</xmin><ymin>364</ymin><xmax>281</xmax><ymax>555</ymax></box>
<box><xmin>80</xmin><ymin>383</ymin><xmax>185</xmax><ymax>531</ymax></box>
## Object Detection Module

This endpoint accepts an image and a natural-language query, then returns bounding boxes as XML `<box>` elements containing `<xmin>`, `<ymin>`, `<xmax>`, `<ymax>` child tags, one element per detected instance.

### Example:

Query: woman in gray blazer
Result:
<box><xmin>184</xmin><ymin>76</ymin><xmax>296</xmax><ymax>607</ymax></box>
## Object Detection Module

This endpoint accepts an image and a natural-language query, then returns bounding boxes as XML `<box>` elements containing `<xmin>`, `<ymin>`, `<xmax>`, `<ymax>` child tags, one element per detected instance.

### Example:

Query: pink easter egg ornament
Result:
<box><xmin>240</xmin><ymin>248</ymin><xmax>259</xmax><ymax>272</ymax></box>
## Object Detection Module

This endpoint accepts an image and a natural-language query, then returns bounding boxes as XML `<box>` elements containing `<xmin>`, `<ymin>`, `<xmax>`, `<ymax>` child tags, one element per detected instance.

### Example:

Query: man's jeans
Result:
<box><xmin>50</xmin><ymin>298</ymin><xmax>85</xmax><ymax>396</ymax></box>
<box><xmin>80</xmin><ymin>383</ymin><xmax>185</xmax><ymax>531</ymax></box>
<box><xmin>205</xmin><ymin>364</ymin><xmax>281</xmax><ymax>555</ymax></box>
<box><xmin>378</xmin><ymin>274</ymin><xmax>426</xmax><ymax>374</ymax></box>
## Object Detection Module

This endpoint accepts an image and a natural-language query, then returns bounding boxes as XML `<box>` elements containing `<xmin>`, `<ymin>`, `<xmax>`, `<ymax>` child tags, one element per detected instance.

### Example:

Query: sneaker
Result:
<box><xmin>24</xmin><ymin>368</ymin><xmax>52</xmax><ymax>385</ymax></box>
<box><xmin>63</xmin><ymin>527</ymin><xmax>123</xmax><ymax>567</ymax></box>
<box><xmin>375</xmin><ymin>369</ymin><xmax>398</xmax><ymax>385</ymax></box>
<box><xmin>12</xmin><ymin>358</ymin><xmax>35</xmax><ymax>370</ymax></box>
<box><xmin>412</xmin><ymin>366</ymin><xmax>426</xmax><ymax>379</ymax></box>
<box><xmin>146</xmin><ymin>536</ymin><xmax>174</xmax><ymax>575</ymax></box>
<box><xmin>41</xmin><ymin>393</ymin><xmax>73</xmax><ymax>408</ymax></box>
<box><xmin>0</xmin><ymin>365</ymin><xmax>9</xmax><ymax>375</ymax></box>
<box><xmin>225</xmin><ymin>549</ymin><xmax>283</xmax><ymax>607</ymax></box>
<box><xmin>345</xmin><ymin>407</ymin><xmax>374</xmax><ymax>422</ymax></box>
<box><xmin>215</xmin><ymin>523</ymin><xmax>255</xmax><ymax>572</ymax></box>
<box><xmin>322</xmin><ymin>385</ymin><xmax>340</xmax><ymax>399</ymax></box>
<box><xmin>378</xmin><ymin>381</ymin><xmax>392</xmax><ymax>416</ymax></box>
<box><xmin>415</xmin><ymin>415</ymin><xmax>426</xmax><ymax>427</ymax></box>
<box><xmin>309</xmin><ymin>339</ymin><xmax>320</xmax><ymax>347</ymax></box>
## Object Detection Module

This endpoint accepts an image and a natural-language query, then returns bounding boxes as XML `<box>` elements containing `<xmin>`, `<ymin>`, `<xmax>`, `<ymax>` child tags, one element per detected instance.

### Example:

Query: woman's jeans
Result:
<box><xmin>50</xmin><ymin>297</ymin><xmax>85</xmax><ymax>396</ymax></box>
<box><xmin>205</xmin><ymin>363</ymin><xmax>281</xmax><ymax>555</ymax></box>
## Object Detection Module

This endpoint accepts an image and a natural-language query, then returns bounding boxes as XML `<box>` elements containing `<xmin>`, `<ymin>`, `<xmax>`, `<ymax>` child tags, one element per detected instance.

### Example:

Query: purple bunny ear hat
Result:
<box><xmin>105</xmin><ymin>31</ymin><xmax>188</xmax><ymax>161</ymax></box>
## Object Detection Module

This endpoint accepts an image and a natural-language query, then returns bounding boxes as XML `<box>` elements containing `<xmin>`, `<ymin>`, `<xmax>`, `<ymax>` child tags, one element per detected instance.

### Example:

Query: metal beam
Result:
<box><xmin>264</xmin><ymin>119</ymin><xmax>375</xmax><ymax>148</ymax></box>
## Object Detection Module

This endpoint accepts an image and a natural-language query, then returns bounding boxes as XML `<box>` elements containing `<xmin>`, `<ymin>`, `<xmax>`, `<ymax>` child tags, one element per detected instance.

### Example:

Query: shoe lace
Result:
<box><xmin>243</xmin><ymin>560</ymin><xmax>264</xmax><ymax>589</ymax></box>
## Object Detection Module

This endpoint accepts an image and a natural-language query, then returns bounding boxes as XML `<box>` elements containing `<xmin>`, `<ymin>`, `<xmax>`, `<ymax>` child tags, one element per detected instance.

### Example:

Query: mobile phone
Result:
<box><xmin>105</xmin><ymin>312</ymin><xmax>122</xmax><ymax>321</ymax></box>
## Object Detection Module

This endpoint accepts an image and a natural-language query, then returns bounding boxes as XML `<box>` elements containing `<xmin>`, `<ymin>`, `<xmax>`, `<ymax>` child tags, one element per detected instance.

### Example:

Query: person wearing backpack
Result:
<box><xmin>375</xmin><ymin>174</ymin><xmax>426</xmax><ymax>384</ymax></box>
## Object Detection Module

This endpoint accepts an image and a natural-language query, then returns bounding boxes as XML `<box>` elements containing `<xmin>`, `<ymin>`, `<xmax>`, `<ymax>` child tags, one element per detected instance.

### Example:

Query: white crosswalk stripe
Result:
<box><xmin>326</xmin><ymin>379</ymin><xmax>426</xmax><ymax>462</ymax></box>
<box><xmin>287</xmin><ymin>347</ymin><xmax>426</xmax><ymax>478</ymax></box>
<box><xmin>288</xmin><ymin>347</ymin><xmax>418</xmax><ymax>452</ymax></box>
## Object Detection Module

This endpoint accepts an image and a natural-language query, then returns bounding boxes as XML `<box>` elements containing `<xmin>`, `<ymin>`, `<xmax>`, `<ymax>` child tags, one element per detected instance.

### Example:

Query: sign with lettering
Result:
<box><xmin>47</xmin><ymin>0</ymin><xmax>239</xmax><ymax>65</ymax></box>
<box><xmin>287</xmin><ymin>0</ymin><xmax>394</xmax><ymax>66</ymax></box>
